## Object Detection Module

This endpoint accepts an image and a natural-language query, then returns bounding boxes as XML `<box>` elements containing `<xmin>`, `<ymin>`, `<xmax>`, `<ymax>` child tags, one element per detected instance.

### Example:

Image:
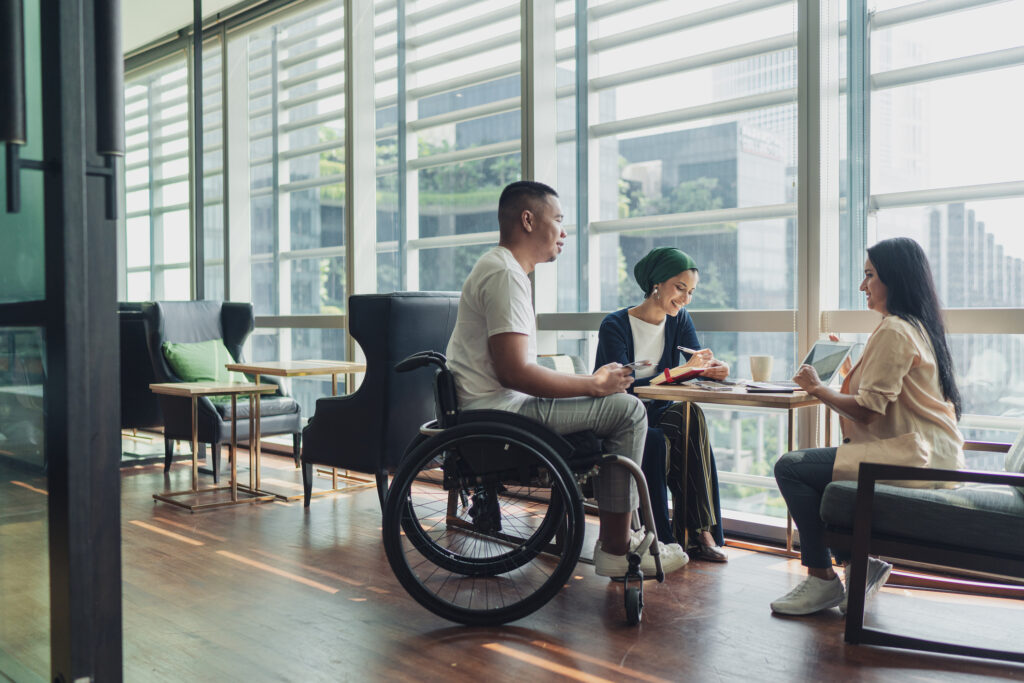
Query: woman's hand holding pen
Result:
<box><xmin>677</xmin><ymin>345</ymin><xmax>730</xmax><ymax>380</ymax></box>
<box><xmin>677</xmin><ymin>345</ymin><xmax>713</xmax><ymax>367</ymax></box>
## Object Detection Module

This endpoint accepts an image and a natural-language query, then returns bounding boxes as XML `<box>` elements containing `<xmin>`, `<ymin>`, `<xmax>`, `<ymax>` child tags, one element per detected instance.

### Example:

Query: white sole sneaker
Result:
<box><xmin>770</xmin><ymin>575</ymin><xmax>845</xmax><ymax>615</ymax></box>
<box><xmin>840</xmin><ymin>558</ymin><xmax>893</xmax><ymax>614</ymax></box>
<box><xmin>593</xmin><ymin>535</ymin><xmax>689</xmax><ymax>578</ymax></box>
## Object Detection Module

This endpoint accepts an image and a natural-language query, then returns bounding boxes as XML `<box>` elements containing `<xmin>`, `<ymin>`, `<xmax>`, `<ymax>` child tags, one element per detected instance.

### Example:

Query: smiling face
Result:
<box><xmin>527</xmin><ymin>194</ymin><xmax>566</xmax><ymax>263</ymax></box>
<box><xmin>860</xmin><ymin>257</ymin><xmax>889</xmax><ymax>314</ymax></box>
<box><xmin>654</xmin><ymin>269</ymin><xmax>699</xmax><ymax>316</ymax></box>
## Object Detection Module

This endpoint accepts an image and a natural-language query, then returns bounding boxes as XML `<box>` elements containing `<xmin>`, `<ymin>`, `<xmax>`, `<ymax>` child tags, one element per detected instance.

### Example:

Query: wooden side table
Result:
<box><xmin>636</xmin><ymin>383</ymin><xmax>828</xmax><ymax>552</ymax></box>
<box><xmin>225</xmin><ymin>360</ymin><xmax>366</xmax><ymax>501</ymax></box>
<box><xmin>149</xmin><ymin>381</ymin><xmax>278</xmax><ymax>512</ymax></box>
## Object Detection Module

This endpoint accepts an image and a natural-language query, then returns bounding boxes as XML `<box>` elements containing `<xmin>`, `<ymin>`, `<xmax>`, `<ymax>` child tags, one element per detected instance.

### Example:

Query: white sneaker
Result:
<box><xmin>770</xmin><ymin>575</ymin><xmax>845</xmax><ymax>615</ymax></box>
<box><xmin>839</xmin><ymin>558</ymin><xmax>893</xmax><ymax>614</ymax></box>
<box><xmin>593</xmin><ymin>532</ymin><xmax>689</xmax><ymax>578</ymax></box>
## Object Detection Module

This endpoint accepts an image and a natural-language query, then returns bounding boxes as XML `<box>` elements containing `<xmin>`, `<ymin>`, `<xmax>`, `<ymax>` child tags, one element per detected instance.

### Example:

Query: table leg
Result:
<box><xmin>332</xmin><ymin>373</ymin><xmax>339</xmax><ymax>488</ymax></box>
<box><xmin>786</xmin><ymin>407</ymin><xmax>795</xmax><ymax>553</ymax></box>
<box><xmin>255</xmin><ymin>387</ymin><xmax>263</xmax><ymax>491</ymax></box>
<box><xmin>682</xmin><ymin>401</ymin><xmax>691</xmax><ymax>550</ymax></box>
<box><xmin>191</xmin><ymin>396</ymin><xmax>199</xmax><ymax>493</ymax></box>
<box><xmin>231</xmin><ymin>394</ymin><xmax>238</xmax><ymax>503</ymax></box>
<box><xmin>253</xmin><ymin>374</ymin><xmax>262</xmax><ymax>491</ymax></box>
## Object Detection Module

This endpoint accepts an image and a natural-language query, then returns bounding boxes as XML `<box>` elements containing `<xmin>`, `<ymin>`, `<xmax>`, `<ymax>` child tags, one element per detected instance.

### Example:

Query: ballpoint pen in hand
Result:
<box><xmin>677</xmin><ymin>346</ymin><xmax>700</xmax><ymax>355</ymax></box>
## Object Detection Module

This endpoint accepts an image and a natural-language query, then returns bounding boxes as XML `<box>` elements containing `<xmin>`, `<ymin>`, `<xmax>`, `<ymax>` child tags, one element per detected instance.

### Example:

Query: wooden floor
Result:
<box><xmin>4</xmin><ymin>445</ymin><xmax>1024</xmax><ymax>682</ymax></box>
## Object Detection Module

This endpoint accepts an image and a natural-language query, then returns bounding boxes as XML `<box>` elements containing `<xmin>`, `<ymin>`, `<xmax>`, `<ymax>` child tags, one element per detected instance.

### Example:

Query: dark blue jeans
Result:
<box><xmin>774</xmin><ymin>447</ymin><xmax>848</xmax><ymax>569</ymax></box>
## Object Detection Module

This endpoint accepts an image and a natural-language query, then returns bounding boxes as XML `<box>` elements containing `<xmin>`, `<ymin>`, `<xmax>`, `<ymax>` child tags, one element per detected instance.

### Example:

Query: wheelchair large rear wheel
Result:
<box><xmin>383</xmin><ymin>422</ymin><xmax>585</xmax><ymax>625</ymax></box>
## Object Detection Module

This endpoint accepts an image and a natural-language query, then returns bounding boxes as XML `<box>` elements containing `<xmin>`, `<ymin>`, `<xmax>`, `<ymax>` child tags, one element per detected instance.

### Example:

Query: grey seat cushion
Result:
<box><xmin>821</xmin><ymin>480</ymin><xmax>1024</xmax><ymax>557</ymax></box>
<box><xmin>212</xmin><ymin>396</ymin><xmax>299</xmax><ymax>420</ymax></box>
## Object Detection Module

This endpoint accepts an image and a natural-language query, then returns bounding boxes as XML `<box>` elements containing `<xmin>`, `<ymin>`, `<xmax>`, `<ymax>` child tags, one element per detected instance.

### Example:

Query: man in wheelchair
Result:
<box><xmin>445</xmin><ymin>180</ymin><xmax>689</xmax><ymax>578</ymax></box>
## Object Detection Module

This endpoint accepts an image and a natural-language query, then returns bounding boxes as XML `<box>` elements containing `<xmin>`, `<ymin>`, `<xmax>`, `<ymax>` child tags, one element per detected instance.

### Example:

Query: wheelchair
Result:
<box><xmin>381</xmin><ymin>351</ymin><xmax>667</xmax><ymax>626</ymax></box>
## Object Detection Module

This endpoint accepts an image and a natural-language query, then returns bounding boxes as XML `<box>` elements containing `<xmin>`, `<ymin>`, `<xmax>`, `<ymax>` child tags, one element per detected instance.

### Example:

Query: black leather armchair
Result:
<box><xmin>119</xmin><ymin>302</ymin><xmax>163</xmax><ymax>432</ymax></box>
<box><xmin>141</xmin><ymin>301</ymin><xmax>303</xmax><ymax>482</ymax></box>
<box><xmin>301</xmin><ymin>291</ymin><xmax>460</xmax><ymax>508</ymax></box>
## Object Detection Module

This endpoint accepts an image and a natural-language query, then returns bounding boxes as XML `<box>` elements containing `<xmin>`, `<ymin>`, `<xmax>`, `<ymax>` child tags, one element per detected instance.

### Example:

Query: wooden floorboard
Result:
<box><xmin>3</xmin><ymin>451</ymin><xmax>1024</xmax><ymax>681</ymax></box>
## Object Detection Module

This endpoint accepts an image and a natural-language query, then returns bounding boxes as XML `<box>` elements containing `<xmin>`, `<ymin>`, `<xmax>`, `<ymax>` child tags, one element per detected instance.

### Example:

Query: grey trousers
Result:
<box><xmin>512</xmin><ymin>392</ymin><xmax>647</xmax><ymax>514</ymax></box>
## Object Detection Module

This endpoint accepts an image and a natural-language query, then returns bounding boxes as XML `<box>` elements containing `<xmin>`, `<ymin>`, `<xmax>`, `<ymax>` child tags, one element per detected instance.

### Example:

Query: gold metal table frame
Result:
<box><xmin>149</xmin><ymin>381</ymin><xmax>279</xmax><ymax>512</ymax></box>
<box><xmin>635</xmin><ymin>383</ymin><xmax>831</xmax><ymax>553</ymax></box>
<box><xmin>224</xmin><ymin>359</ymin><xmax>367</xmax><ymax>501</ymax></box>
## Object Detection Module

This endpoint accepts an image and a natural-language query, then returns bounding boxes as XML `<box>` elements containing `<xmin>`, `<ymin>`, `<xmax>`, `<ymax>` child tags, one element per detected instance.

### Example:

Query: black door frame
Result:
<box><xmin>0</xmin><ymin>0</ymin><xmax>123</xmax><ymax>679</ymax></box>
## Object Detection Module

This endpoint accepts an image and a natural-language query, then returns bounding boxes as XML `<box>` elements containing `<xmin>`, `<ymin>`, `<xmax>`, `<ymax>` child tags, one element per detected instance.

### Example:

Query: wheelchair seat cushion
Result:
<box><xmin>457</xmin><ymin>409</ymin><xmax>603</xmax><ymax>473</ymax></box>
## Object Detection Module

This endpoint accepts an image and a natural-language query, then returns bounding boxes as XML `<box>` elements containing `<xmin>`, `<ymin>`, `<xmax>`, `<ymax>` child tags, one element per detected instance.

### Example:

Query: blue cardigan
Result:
<box><xmin>594</xmin><ymin>307</ymin><xmax>701</xmax><ymax>424</ymax></box>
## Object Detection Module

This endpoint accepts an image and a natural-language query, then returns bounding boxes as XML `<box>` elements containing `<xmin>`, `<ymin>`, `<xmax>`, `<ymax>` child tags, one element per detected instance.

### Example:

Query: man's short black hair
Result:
<box><xmin>498</xmin><ymin>180</ymin><xmax>558</xmax><ymax>229</ymax></box>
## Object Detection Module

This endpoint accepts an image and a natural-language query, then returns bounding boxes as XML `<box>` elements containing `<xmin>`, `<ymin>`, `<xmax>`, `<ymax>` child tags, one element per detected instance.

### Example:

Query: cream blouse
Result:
<box><xmin>840</xmin><ymin>315</ymin><xmax>964</xmax><ymax>471</ymax></box>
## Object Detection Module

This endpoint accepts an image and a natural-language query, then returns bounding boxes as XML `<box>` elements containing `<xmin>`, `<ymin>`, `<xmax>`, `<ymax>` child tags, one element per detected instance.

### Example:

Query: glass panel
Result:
<box><xmin>865</xmin><ymin>200</ymin><xmax>1024</xmax><ymax>309</ymax></box>
<box><xmin>122</xmin><ymin>56</ymin><xmax>190</xmax><ymax>301</ymax></box>
<box><xmin>417</xmin><ymin>154</ymin><xmax>520</xmax><ymax>239</ymax></box>
<box><xmin>0</xmin><ymin>0</ymin><xmax>45</xmax><ymax>304</ymax></box>
<box><xmin>376</xmin><ymin>173</ymin><xmax>400</xmax><ymax>293</ymax></box>
<box><xmin>395</xmin><ymin>0</ymin><xmax>523</xmax><ymax>291</ymax></box>
<box><xmin>242</xmin><ymin>0</ymin><xmax>346</xmax><ymax>318</ymax></box>
<box><xmin>418</xmin><ymin>244</ymin><xmax>490</xmax><ymax>292</ymax></box>
<box><xmin>287</xmin><ymin>256</ymin><xmax>346</xmax><ymax>315</ymax></box>
<box><xmin>600</xmin><ymin>218</ymin><xmax>795</xmax><ymax>311</ymax></box>
<box><xmin>0</xmin><ymin>327</ymin><xmax>49</xmax><ymax>679</ymax></box>
<box><xmin>869</xmin><ymin>69</ymin><xmax>1024</xmax><ymax>195</ymax></box>
<box><xmin>871</xmin><ymin>2</ymin><xmax>1024</xmax><ymax>71</ymax></box>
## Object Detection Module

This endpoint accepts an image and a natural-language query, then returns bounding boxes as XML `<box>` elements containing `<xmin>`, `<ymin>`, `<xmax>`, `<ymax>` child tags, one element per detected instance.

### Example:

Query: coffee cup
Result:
<box><xmin>749</xmin><ymin>355</ymin><xmax>773</xmax><ymax>382</ymax></box>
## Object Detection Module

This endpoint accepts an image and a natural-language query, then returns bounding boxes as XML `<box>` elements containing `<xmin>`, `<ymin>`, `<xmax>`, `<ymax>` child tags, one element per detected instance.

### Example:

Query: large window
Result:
<box><xmin>841</xmin><ymin>0</ymin><xmax>1024</xmax><ymax>456</ymax></box>
<box><xmin>121</xmin><ymin>0</ymin><xmax>1024</xmax><ymax>538</ymax></box>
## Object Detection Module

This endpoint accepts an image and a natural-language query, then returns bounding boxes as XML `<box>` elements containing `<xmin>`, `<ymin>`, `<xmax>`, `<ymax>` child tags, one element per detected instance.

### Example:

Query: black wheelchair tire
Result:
<box><xmin>383</xmin><ymin>422</ymin><xmax>585</xmax><ymax>625</ymax></box>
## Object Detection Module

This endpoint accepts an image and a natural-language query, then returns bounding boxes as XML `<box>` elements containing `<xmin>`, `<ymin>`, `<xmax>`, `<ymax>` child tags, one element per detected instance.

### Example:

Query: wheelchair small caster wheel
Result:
<box><xmin>625</xmin><ymin>586</ymin><xmax>643</xmax><ymax>625</ymax></box>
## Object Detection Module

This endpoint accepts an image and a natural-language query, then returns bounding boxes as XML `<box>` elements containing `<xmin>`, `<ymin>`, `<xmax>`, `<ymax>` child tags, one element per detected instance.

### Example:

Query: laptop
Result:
<box><xmin>749</xmin><ymin>340</ymin><xmax>856</xmax><ymax>391</ymax></box>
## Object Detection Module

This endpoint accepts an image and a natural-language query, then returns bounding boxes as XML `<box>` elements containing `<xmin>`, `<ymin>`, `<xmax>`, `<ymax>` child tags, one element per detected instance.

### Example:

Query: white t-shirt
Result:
<box><xmin>627</xmin><ymin>313</ymin><xmax>665</xmax><ymax>380</ymax></box>
<box><xmin>446</xmin><ymin>246</ymin><xmax>536</xmax><ymax>411</ymax></box>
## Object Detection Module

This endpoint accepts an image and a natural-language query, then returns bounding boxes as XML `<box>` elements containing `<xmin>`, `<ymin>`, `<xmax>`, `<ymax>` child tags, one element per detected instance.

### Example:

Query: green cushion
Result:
<box><xmin>162</xmin><ymin>339</ymin><xmax>246</xmax><ymax>384</ymax></box>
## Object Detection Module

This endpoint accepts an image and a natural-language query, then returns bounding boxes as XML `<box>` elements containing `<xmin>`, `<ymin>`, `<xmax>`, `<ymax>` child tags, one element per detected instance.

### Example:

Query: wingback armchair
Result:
<box><xmin>141</xmin><ymin>301</ymin><xmax>303</xmax><ymax>482</ymax></box>
<box><xmin>300</xmin><ymin>292</ymin><xmax>460</xmax><ymax>508</ymax></box>
<box><xmin>119</xmin><ymin>302</ymin><xmax>163</xmax><ymax>433</ymax></box>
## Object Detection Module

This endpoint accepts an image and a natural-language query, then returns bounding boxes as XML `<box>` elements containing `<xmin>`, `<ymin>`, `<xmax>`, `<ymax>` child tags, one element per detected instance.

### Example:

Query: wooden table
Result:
<box><xmin>150</xmin><ymin>381</ymin><xmax>279</xmax><ymax>512</ymax></box>
<box><xmin>224</xmin><ymin>359</ymin><xmax>367</xmax><ymax>501</ymax></box>
<box><xmin>635</xmin><ymin>383</ymin><xmax>830</xmax><ymax>552</ymax></box>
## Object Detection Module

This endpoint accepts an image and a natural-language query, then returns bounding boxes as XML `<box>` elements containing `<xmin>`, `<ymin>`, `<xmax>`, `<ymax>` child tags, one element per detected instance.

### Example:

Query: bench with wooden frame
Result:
<box><xmin>822</xmin><ymin>439</ymin><xmax>1024</xmax><ymax>664</ymax></box>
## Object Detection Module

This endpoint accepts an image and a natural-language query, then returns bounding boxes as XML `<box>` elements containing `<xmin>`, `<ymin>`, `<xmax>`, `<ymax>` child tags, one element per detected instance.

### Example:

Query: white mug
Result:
<box><xmin>749</xmin><ymin>355</ymin><xmax>774</xmax><ymax>382</ymax></box>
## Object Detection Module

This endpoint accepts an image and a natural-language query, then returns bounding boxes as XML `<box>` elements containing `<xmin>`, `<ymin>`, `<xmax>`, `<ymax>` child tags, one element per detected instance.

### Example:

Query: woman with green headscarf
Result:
<box><xmin>594</xmin><ymin>247</ymin><xmax>729</xmax><ymax>562</ymax></box>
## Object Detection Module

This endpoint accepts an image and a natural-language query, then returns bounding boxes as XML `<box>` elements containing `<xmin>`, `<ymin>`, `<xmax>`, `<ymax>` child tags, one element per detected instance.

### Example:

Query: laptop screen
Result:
<box><xmin>801</xmin><ymin>341</ymin><xmax>855</xmax><ymax>383</ymax></box>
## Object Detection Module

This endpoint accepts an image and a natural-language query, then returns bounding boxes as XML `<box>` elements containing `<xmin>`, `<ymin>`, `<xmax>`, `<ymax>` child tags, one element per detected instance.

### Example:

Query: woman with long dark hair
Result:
<box><xmin>770</xmin><ymin>237</ymin><xmax>964</xmax><ymax>616</ymax></box>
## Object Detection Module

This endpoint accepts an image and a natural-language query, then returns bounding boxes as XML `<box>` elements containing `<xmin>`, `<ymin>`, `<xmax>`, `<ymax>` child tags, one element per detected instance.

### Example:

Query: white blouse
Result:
<box><xmin>627</xmin><ymin>312</ymin><xmax>666</xmax><ymax>380</ymax></box>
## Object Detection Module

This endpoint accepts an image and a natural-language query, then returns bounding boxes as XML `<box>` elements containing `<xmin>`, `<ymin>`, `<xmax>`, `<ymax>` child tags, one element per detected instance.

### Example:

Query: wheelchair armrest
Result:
<box><xmin>396</xmin><ymin>350</ymin><xmax>448</xmax><ymax>373</ymax></box>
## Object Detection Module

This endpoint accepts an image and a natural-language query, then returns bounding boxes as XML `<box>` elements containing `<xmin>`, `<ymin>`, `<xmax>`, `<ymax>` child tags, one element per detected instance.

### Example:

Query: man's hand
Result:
<box><xmin>591</xmin><ymin>363</ymin><xmax>634</xmax><ymax>396</ymax></box>
<box><xmin>793</xmin><ymin>364</ymin><xmax>823</xmax><ymax>395</ymax></box>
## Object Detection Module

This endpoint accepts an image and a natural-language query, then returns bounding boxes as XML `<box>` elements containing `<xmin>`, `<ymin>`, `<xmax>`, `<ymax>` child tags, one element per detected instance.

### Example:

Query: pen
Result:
<box><xmin>677</xmin><ymin>346</ymin><xmax>701</xmax><ymax>355</ymax></box>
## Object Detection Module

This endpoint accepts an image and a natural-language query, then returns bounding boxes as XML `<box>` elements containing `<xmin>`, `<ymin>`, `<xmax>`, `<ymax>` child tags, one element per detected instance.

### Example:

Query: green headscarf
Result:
<box><xmin>633</xmin><ymin>247</ymin><xmax>699</xmax><ymax>297</ymax></box>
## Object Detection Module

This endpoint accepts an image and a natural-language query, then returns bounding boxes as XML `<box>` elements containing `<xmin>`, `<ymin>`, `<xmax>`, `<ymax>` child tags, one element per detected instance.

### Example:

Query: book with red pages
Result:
<box><xmin>649</xmin><ymin>366</ymin><xmax>706</xmax><ymax>385</ymax></box>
